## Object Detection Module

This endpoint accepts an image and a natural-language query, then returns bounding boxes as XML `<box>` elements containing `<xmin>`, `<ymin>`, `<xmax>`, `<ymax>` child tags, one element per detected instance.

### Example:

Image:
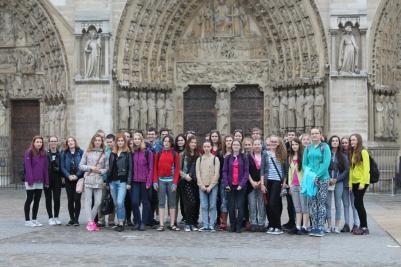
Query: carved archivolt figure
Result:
<box><xmin>84</xmin><ymin>28</ymin><xmax>101</xmax><ymax>79</ymax></box>
<box><xmin>338</xmin><ymin>25</ymin><xmax>358</xmax><ymax>73</ymax></box>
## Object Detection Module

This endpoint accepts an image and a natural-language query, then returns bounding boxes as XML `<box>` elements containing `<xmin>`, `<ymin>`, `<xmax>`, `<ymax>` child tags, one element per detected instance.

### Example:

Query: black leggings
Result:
<box><xmin>24</xmin><ymin>189</ymin><xmax>42</xmax><ymax>221</ymax></box>
<box><xmin>352</xmin><ymin>183</ymin><xmax>368</xmax><ymax>228</ymax></box>
<box><xmin>181</xmin><ymin>180</ymin><xmax>199</xmax><ymax>225</ymax></box>
<box><xmin>65</xmin><ymin>180</ymin><xmax>81</xmax><ymax>222</ymax></box>
<box><xmin>266</xmin><ymin>180</ymin><xmax>283</xmax><ymax>229</ymax></box>
<box><xmin>44</xmin><ymin>185</ymin><xmax>61</xmax><ymax>218</ymax></box>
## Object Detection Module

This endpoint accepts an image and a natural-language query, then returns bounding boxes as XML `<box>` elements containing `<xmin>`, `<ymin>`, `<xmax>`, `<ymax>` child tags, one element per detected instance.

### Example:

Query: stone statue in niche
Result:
<box><xmin>157</xmin><ymin>92</ymin><xmax>166</xmax><ymax>129</ymax></box>
<box><xmin>147</xmin><ymin>92</ymin><xmax>157</xmax><ymax>128</ymax></box>
<box><xmin>270</xmin><ymin>91</ymin><xmax>280</xmax><ymax>133</ymax></box>
<box><xmin>57</xmin><ymin>102</ymin><xmax>66</xmax><ymax>138</ymax></box>
<box><xmin>390</xmin><ymin>95</ymin><xmax>399</xmax><ymax>138</ymax></box>
<box><xmin>385</xmin><ymin>95</ymin><xmax>395</xmax><ymax>139</ymax></box>
<box><xmin>84</xmin><ymin>27</ymin><xmax>101</xmax><ymax>79</ymax></box>
<box><xmin>279</xmin><ymin>90</ymin><xmax>288</xmax><ymax>132</ymax></box>
<box><xmin>118</xmin><ymin>92</ymin><xmax>129</xmax><ymax>131</ymax></box>
<box><xmin>338</xmin><ymin>24</ymin><xmax>358</xmax><ymax>73</ymax></box>
<box><xmin>287</xmin><ymin>90</ymin><xmax>296</xmax><ymax>130</ymax></box>
<box><xmin>139</xmin><ymin>92</ymin><xmax>148</xmax><ymax>131</ymax></box>
<box><xmin>304</xmin><ymin>88</ymin><xmax>315</xmax><ymax>129</ymax></box>
<box><xmin>165</xmin><ymin>95</ymin><xmax>174</xmax><ymax>130</ymax></box>
<box><xmin>295</xmin><ymin>89</ymin><xmax>305</xmax><ymax>131</ymax></box>
<box><xmin>215</xmin><ymin>91</ymin><xmax>229</xmax><ymax>135</ymax></box>
<box><xmin>313</xmin><ymin>87</ymin><xmax>325</xmax><ymax>128</ymax></box>
<box><xmin>48</xmin><ymin>105</ymin><xmax>57</xmax><ymax>136</ymax></box>
<box><xmin>129</xmin><ymin>91</ymin><xmax>140</xmax><ymax>131</ymax></box>
<box><xmin>382</xmin><ymin>96</ymin><xmax>390</xmax><ymax>138</ymax></box>
<box><xmin>0</xmin><ymin>101</ymin><xmax>6</xmax><ymax>132</ymax></box>
<box><xmin>41</xmin><ymin>105</ymin><xmax>49</xmax><ymax>136</ymax></box>
<box><xmin>374</xmin><ymin>95</ymin><xmax>385</xmax><ymax>138</ymax></box>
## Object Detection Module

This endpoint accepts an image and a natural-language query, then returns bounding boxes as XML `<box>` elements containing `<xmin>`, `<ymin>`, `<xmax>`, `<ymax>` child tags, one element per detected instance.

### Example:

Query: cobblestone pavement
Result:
<box><xmin>0</xmin><ymin>189</ymin><xmax>400</xmax><ymax>266</ymax></box>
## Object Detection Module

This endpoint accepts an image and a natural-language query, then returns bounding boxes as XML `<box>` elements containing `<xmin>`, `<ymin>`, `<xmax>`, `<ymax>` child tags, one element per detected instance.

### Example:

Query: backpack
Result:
<box><xmin>368</xmin><ymin>154</ymin><xmax>380</xmax><ymax>184</ymax></box>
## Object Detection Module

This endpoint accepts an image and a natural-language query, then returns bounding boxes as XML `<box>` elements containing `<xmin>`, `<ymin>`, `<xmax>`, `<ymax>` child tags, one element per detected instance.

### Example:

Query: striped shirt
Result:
<box><xmin>267</xmin><ymin>152</ymin><xmax>282</xmax><ymax>181</ymax></box>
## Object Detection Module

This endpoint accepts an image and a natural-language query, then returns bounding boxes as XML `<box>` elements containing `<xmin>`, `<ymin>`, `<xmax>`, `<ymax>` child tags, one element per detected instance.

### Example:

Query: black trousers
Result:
<box><xmin>148</xmin><ymin>188</ymin><xmax>159</xmax><ymax>222</ymax></box>
<box><xmin>24</xmin><ymin>189</ymin><xmax>42</xmax><ymax>221</ymax></box>
<box><xmin>125</xmin><ymin>189</ymin><xmax>132</xmax><ymax>224</ymax></box>
<box><xmin>352</xmin><ymin>183</ymin><xmax>368</xmax><ymax>228</ymax></box>
<box><xmin>44</xmin><ymin>181</ymin><xmax>62</xmax><ymax>219</ymax></box>
<box><xmin>227</xmin><ymin>188</ymin><xmax>246</xmax><ymax>230</ymax></box>
<box><xmin>181</xmin><ymin>180</ymin><xmax>199</xmax><ymax>225</ymax></box>
<box><xmin>266</xmin><ymin>180</ymin><xmax>283</xmax><ymax>229</ymax></box>
<box><xmin>65</xmin><ymin>180</ymin><xmax>81</xmax><ymax>222</ymax></box>
<box><xmin>286</xmin><ymin>193</ymin><xmax>296</xmax><ymax>225</ymax></box>
<box><xmin>176</xmin><ymin>179</ymin><xmax>187</xmax><ymax>222</ymax></box>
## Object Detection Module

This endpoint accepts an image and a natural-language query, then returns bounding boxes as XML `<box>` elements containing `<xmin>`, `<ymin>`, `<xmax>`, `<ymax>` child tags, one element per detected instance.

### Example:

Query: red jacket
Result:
<box><xmin>153</xmin><ymin>149</ymin><xmax>180</xmax><ymax>185</ymax></box>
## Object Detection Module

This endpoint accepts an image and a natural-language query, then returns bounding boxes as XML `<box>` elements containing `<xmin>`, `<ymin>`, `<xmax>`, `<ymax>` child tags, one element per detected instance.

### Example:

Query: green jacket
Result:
<box><xmin>302</xmin><ymin>142</ymin><xmax>331</xmax><ymax>181</ymax></box>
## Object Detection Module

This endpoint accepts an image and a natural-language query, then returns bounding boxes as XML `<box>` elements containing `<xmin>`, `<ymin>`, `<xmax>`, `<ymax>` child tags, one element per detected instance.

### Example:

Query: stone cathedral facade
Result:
<box><xmin>0</xmin><ymin>0</ymin><xmax>400</xmax><ymax>186</ymax></box>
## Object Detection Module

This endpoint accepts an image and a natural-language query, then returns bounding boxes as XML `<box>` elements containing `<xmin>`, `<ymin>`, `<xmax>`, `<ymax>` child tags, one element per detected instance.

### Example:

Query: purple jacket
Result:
<box><xmin>222</xmin><ymin>153</ymin><xmax>249</xmax><ymax>189</ymax></box>
<box><xmin>132</xmin><ymin>149</ymin><xmax>154</xmax><ymax>187</ymax></box>
<box><xmin>24</xmin><ymin>149</ymin><xmax>49</xmax><ymax>186</ymax></box>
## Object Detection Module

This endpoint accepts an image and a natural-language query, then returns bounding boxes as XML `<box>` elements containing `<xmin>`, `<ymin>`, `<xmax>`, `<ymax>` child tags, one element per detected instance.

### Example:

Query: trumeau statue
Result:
<box><xmin>84</xmin><ymin>28</ymin><xmax>101</xmax><ymax>79</ymax></box>
<box><xmin>129</xmin><ymin>91</ymin><xmax>140</xmax><ymax>131</ymax></box>
<box><xmin>118</xmin><ymin>92</ymin><xmax>129</xmax><ymax>131</ymax></box>
<box><xmin>216</xmin><ymin>91</ymin><xmax>229</xmax><ymax>135</ymax></box>
<box><xmin>295</xmin><ymin>89</ymin><xmax>305</xmax><ymax>130</ymax></box>
<box><xmin>338</xmin><ymin>25</ymin><xmax>358</xmax><ymax>73</ymax></box>
<box><xmin>0</xmin><ymin>101</ymin><xmax>6</xmax><ymax>134</ymax></box>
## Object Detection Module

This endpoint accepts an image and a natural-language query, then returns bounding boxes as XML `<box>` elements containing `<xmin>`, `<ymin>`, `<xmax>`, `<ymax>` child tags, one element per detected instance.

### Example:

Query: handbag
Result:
<box><xmin>100</xmin><ymin>189</ymin><xmax>115</xmax><ymax>215</ymax></box>
<box><xmin>76</xmin><ymin>178</ymin><xmax>84</xmax><ymax>193</ymax></box>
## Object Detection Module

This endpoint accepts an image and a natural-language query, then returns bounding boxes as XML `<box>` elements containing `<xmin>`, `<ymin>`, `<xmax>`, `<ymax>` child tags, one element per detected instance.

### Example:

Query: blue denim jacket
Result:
<box><xmin>60</xmin><ymin>148</ymin><xmax>84</xmax><ymax>178</ymax></box>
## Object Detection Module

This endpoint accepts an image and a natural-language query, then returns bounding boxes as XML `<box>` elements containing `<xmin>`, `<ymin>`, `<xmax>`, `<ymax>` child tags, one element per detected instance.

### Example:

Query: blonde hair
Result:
<box><xmin>132</xmin><ymin>132</ymin><xmax>146</xmax><ymax>151</ymax></box>
<box><xmin>270</xmin><ymin>135</ymin><xmax>287</xmax><ymax>162</ymax></box>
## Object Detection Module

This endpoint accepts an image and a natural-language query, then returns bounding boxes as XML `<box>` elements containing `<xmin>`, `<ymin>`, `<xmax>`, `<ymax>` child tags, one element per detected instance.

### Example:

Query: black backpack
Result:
<box><xmin>368</xmin><ymin>154</ymin><xmax>380</xmax><ymax>184</ymax></box>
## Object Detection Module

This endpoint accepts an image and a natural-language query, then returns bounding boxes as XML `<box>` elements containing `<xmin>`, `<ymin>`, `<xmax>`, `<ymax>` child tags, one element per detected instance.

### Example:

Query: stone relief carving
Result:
<box><xmin>0</xmin><ymin>101</ymin><xmax>6</xmax><ymax>134</ymax></box>
<box><xmin>215</xmin><ymin>90</ymin><xmax>229</xmax><ymax>135</ymax></box>
<box><xmin>84</xmin><ymin>27</ymin><xmax>102</xmax><ymax>79</ymax></box>
<box><xmin>118</xmin><ymin>91</ymin><xmax>130</xmax><ymax>131</ymax></box>
<box><xmin>338</xmin><ymin>24</ymin><xmax>358</xmax><ymax>74</ymax></box>
<box><xmin>374</xmin><ymin>92</ymin><xmax>398</xmax><ymax>141</ymax></box>
<box><xmin>313</xmin><ymin>87</ymin><xmax>325</xmax><ymax>128</ymax></box>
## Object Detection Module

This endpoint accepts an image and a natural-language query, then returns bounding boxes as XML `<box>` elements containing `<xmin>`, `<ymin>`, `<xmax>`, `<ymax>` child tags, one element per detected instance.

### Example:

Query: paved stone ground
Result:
<box><xmin>0</xmin><ymin>189</ymin><xmax>400</xmax><ymax>266</ymax></box>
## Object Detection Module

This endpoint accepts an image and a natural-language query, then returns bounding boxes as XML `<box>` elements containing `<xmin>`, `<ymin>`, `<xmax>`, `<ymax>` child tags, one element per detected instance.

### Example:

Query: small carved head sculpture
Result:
<box><xmin>296</xmin><ymin>89</ymin><xmax>304</xmax><ymax>96</ymax></box>
<box><xmin>279</xmin><ymin>90</ymin><xmax>287</xmax><ymax>97</ymax></box>
<box><xmin>88</xmin><ymin>28</ymin><xmax>98</xmax><ymax>40</ymax></box>
<box><xmin>288</xmin><ymin>90</ymin><xmax>295</xmax><ymax>97</ymax></box>
<box><xmin>344</xmin><ymin>25</ymin><xmax>352</xmax><ymax>34</ymax></box>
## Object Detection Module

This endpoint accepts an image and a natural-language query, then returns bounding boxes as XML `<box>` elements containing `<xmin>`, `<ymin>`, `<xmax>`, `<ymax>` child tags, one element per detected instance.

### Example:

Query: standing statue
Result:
<box><xmin>304</xmin><ymin>88</ymin><xmax>315</xmax><ymax>129</ymax></box>
<box><xmin>129</xmin><ymin>91</ymin><xmax>140</xmax><ymax>131</ymax></box>
<box><xmin>42</xmin><ymin>105</ymin><xmax>49</xmax><ymax>137</ymax></box>
<box><xmin>383</xmin><ymin>95</ymin><xmax>390</xmax><ymax>138</ymax></box>
<box><xmin>165</xmin><ymin>95</ymin><xmax>174</xmax><ymax>130</ymax></box>
<box><xmin>279</xmin><ymin>90</ymin><xmax>288</xmax><ymax>133</ymax></box>
<box><xmin>139</xmin><ymin>92</ymin><xmax>148</xmax><ymax>131</ymax></box>
<box><xmin>390</xmin><ymin>95</ymin><xmax>399</xmax><ymax>138</ymax></box>
<box><xmin>48</xmin><ymin>105</ymin><xmax>57</xmax><ymax>136</ymax></box>
<box><xmin>215</xmin><ymin>91</ymin><xmax>229</xmax><ymax>135</ymax></box>
<box><xmin>157</xmin><ymin>92</ymin><xmax>166</xmax><ymax>129</ymax></box>
<box><xmin>0</xmin><ymin>101</ymin><xmax>6</xmax><ymax>136</ymax></box>
<box><xmin>313</xmin><ymin>87</ymin><xmax>325</xmax><ymax>128</ymax></box>
<box><xmin>287</xmin><ymin>90</ymin><xmax>296</xmax><ymax>130</ymax></box>
<box><xmin>84</xmin><ymin>28</ymin><xmax>101</xmax><ymax>79</ymax></box>
<box><xmin>338</xmin><ymin>25</ymin><xmax>358</xmax><ymax>73</ymax></box>
<box><xmin>374</xmin><ymin>95</ymin><xmax>385</xmax><ymax>138</ymax></box>
<box><xmin>270</xmin><ymin>91</ymin><xmax>280</xmax><ymax>134</ymax></box>
<box><xmin>385</xmin><ymin>95</ymin><xmax>395</xmax><ymax>139</ymax></box>
<box><xmin>118</xmin><ymin>92</ymin><xmax>129</xmax><ymax>131</ymax></box>
<box><xmin>58</xmin><ymin>102</ymin><xmax>66</xmax><ymax>139</ymax></box>
<box><xmin>295</xmin><ymin>89</ymin><xmax>305</xmax><ymax>132</ymax></box>
<box><xmin>147</xmin><ymin>92</ymin><xmax>157</xmax><ymax>128</ymax></box>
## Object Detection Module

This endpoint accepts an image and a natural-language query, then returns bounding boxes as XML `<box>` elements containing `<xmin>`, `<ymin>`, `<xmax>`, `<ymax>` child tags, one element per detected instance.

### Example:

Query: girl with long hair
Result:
<box><xmin>79</xmin><ymin>133</ymin><xmax>108</xmax><ymax>231</ymax></box>
<box><xmin>175</xmin><ymin>134</ymin><xmax>187</xmax><ymax>225</ymax></box>
<box><xmin>24</xmin><ymin>136</ymin><xmax>49</xmax><ymax>227</ymax></box>
<box><xmin>209</xmin><ymin>130</ymin><xmax>223</xmax><ymax>156</ymax></box>
<box><xmin>219</xmin><ymin>135</ymin><xmax>234</xmax><ymax>230</ymax></box>
<box><xmin>348</xmin><ymin>134</ymin><xmax>370</xmax><ymax>235</ymax></box>
<box><xmin>107</xmin><ymin>133</ymin><xmax>133</xmax><ymax>232</ymax></box>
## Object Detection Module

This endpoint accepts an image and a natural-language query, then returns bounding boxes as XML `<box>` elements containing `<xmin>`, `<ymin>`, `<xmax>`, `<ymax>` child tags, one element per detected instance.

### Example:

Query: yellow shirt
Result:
<box><xmin>349</xmin><ymin>149</ymin><xmax>370</xmax><ymax>188</ymax></box>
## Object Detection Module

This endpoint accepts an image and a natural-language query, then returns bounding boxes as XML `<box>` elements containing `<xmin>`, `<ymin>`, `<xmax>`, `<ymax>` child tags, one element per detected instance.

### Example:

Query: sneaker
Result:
<box><xmin>25</xmin><ymin>220</ymin><xmax>35</xmax><ymax>227</ymax></box>
<box><xmin>96</xmin><ymin>222</ymin><xmax>105</xmax><ymax>228</ymax></box>
<box><xmin>297</xmin><ymin>227</ymin><xmax>308</xmax><ymax>235</ymax></box>
<box><xmin>115</xmin><ymin>225</ymin><xmax>124</xmax><ymax>232</ymax></box>
<box><xmin>288</xmin><ymin>228</ymin><xmax>299</xmax><ymax>235</ymax></box>
<box><xmin>32</xmin><ymin>220</ymin><xmax>43</xmax><ymax>227</ymax></box>
<box><xmin>86</xmin><ymin>222</ymin><xmax>93</xmax><ymax>231</ymax></box>
<box><xmin>265</xmin><ymin>227</ymin><xmax>274</xmax><ymax>234</ymax></box>
<box><xmin>48</xmin><ymin>218</ymin><xmax>56</xmax><ymax>226</ymax></box>
<box><xmin>282</xmin><ymin>222</ymin><xmax>295</xmax><ymax>230</ymax></box>
<box><xmin>361</xmin><ymin>227</ymin><xmax>370</xmax><ymax>235</ymax></box>
<box><xmin>309</xmin><ymin>228</ymin><xmax>317</xmax><ymax>236</ymax></box>
<box><xmin>210</xmin><ymin>226</ymin><xmax>216</xmax><ymax>232</ymax></box>
<box><xmin>341</xmin><ymin>224</ymin><xmax>350</xmax><ymax>233</ymax></box>
<box><xmin>109</xmin><ymin>223</ymin><xmax>116</xmax><ymax>228</ymax></box>
<box><xmin>138</xmin><ymin>224</ymin><xmax>146</xmax><ymax>231</ymax></box>
<box><xmin>192</xmin><ymin>225</ymin><xmax>199</xmax><ymax>231</ymax></box>
<box><xmin>73</xmin><ymin>221</ymin><xmax>79</xmax><ymax>227</ymax></box>
<box><xmin>198</xmin><ymin>226</ymin><xmax>209</xmax><ymax>232</ymax></box>
<box><xmin>92</xmin><ymin>223</ymin><xmax>100</xmax><ymax>231</ymax></box>
<box><xmin>351</xmin><ymin>224</ymin><xmax>358</xmax><ymax>234</ymax></box>
<box><xmin>270</xmin><ymin>228</ymin><xmax>284</xmax><ymax>235</ymax></box>
<box><xmin>66</xmin><ymin>220</ymin><xmax>74</xmax><ymax>226</ymax></box>
<box><xmin>313</xmin><ymin>230</ymin><xmax>325</xmax><ymax>237</ymax></box>
<box><xmin>184</xmin><ymin>225</ymin><xmax>191</xmax><ymax>232</ymax></box>
<box><xmin>332</xmin><ymin>227</ymin><xmax>341</xmax><ymax>234</ymax></box>
<box><xmin>55</xmin><ymin>218</ymin><xmax>62</xmax><ymax>225</ymax></box>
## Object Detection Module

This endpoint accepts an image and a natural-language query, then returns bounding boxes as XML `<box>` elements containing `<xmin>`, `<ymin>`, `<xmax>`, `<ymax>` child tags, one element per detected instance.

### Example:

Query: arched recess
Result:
<box><xmin>369</xmin><ymin>0</ymin><xmax>400</xmax><ymax>142</ymax></box>
<box><xmin>113</xmin><ymin>0</ymin><xmax>328</xmax><ymax>134</ymax></box>
<box><xmin>0</xmin><ymin>0</ymin><xmax>70</xmax><ymax>185</ymax></box>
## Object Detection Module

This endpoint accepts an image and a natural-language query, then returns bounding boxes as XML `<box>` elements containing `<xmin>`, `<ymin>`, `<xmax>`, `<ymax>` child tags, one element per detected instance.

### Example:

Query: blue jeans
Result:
<box><xmin>248</xmin><ymin>188</ymin><xmax>265</xmax><ymax>226</ymax></box>
<box><xmin>131</xmin><ymin>182</ymin><xmax>150</xmax><ymax>225</ymax></box>
<box><xmin>199</xmin><ymin>186</ymin><xmax>218</xmax><ymax>228</ymax></box>
<box><xmin>342</xmin><ymin>187</ymin><xmax>360</xmax><ymax>226</ymax></box>
<box><xmin>158</xmin><ymin>180</ymin><xmax>177</xmax><ymax>209</ymax></box>
<box><xmin>109</xmin><ymin>181</ymin><xmax>127</xmax><ymax>222</ymax></box>
<box><xmin>333</xmin><ymin>182</ymin><xmax>344</xmax><ymax>222</ymax></box>
<box><xmin>219</xmin><ymin>182</ymin><xmax>228</xmax><ymax>213</ymax></box>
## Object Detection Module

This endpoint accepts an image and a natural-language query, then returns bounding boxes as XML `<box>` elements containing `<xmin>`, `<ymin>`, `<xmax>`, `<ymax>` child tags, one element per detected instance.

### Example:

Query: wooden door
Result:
<box><xmin>11</xmin><ymin>100</ymin><xmax>40</xmax><ymax>184</ymax></box>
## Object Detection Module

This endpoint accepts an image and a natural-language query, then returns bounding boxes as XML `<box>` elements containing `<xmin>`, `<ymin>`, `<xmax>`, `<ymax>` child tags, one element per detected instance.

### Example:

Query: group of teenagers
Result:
<box><xmin>23</xmin><ymin>126</ymin><xmax>371</xmax><ymax>237</ymax></box>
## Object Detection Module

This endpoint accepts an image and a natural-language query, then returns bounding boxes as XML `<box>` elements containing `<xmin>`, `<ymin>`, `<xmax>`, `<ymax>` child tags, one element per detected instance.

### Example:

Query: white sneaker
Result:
<box><xmin>48</xmin><ymin>218</ymin><xmax>56</xmax><ymax>226</ymax></box>
<box><xmin>54</xmin><ymin>218</ymin><xmax>62</xmax><ymax>225</ymax></box>
<box><xmin>25</xmin><ymin>220</ymin><xmax>35</xmax><ymax>227</ymax></box>
<box><xmin>332</xmin><ymin>227</ymin><xmax>341</xmax><ymax>234</ymax></box>
<box><xmin>265</xmin><ymin>227</ymin><xmax>274</xmax><ymax>234</ymax></box>
<box><xmin>270</xmin><ymin>228</ymin><xmax>284</xmax><ymax>235</ymax></box>
<box><xmin>32</xmin><ymin>220</ymin><xmax>43</xmax><ymax>227</ymax></box>
<box><xmin>210</xmin><ymin>226</ymin><xmax>216</xmax><ymax>232</ymax></box>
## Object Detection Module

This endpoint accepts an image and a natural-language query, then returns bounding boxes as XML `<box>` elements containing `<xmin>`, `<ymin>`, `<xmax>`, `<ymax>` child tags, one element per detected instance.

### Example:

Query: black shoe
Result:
<box><xmin>288</xmin><ymin>228</ymin><xmax>299</xmax><ymax>235</ymax></box>
<box><xmin>236</xmin><ymin>226</ymin><xmax>242</xmax><ymax>233</ymax></box>
<box><xmin>341</xmin><ymin>224</ymin><xmax>350</xmax><ymax>233</ymax></box>
<box><xmin>229</xmin><ymin>226</ymin><xmax>236</xmax><ymax>233</ymax></box>
<box><xmin>109</xmin><ymin>223</ymin><xmax>116</xmax><ymax>228</ymax></box>
<box><xmin>132</xmin><ymin>223</ymin><xmax>140</xmax><ymax>230</ymax></box>
<box><xmin>297</xmin><ymin>228</ymin><xmax>308</xmax><ymax>235</ymax></box>
<box><xmin>151</xmin><ymin>219</ymin><xmax>159</xmax><ymax>225</ymax></box>
<box><xmin>73</xmin><ymin>221</ymin><xmax>79</xmax><ymax>227</ymax></box>
<box><xmin>127</xmin><ymin>221</ymin><xmax>134</xmax><ymax>227</ymax></box>
<box><xmin>96</xmin><ymin>222</ymin><xmax>105</xmax><ymax>228</ymax></box>
<box><xmin>139</xmin><ymin>224</ymin><xmax>146</xmax><ymax>231</ymax></box>
<box><xmin>115</xmin><ymin>225</ymin><xmax>124</xmax><ymax>232</ymax></box>
<box><xmin>66</xmin><ymin>220</ymin><xmax>74</xmax><ymax>226</ymax></box>
<box><xmin>282</xmin><ymin>222</ymin><xmax>296</xmax><ymax>230</ymax></box>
